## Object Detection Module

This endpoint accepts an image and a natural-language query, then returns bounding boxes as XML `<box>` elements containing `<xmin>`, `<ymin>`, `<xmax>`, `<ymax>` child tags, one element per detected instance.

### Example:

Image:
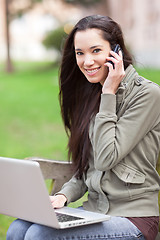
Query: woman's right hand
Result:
<box><xmin>49</xmin><ymin>195</ymin><xmax>67</xmax><ymax>209</ymax></box>
<box><xmin>102</xmin><ymin>50</ymin><xmax>125</xmax><ymax>94</ymax></box>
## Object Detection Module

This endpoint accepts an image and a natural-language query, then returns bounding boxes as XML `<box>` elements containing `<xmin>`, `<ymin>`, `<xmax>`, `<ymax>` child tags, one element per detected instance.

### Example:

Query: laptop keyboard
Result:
<box><xmin>56</xmin><ymin>212</ymin><xmax>84</xmax><ymax>222</ymax></box>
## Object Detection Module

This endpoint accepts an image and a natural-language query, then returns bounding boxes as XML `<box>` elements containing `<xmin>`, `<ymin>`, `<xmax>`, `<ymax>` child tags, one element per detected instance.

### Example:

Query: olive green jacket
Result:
<box><xmin>59</xmin><ymin>65</ymin><xmax>160</xmax><ymax>217</ymax></box>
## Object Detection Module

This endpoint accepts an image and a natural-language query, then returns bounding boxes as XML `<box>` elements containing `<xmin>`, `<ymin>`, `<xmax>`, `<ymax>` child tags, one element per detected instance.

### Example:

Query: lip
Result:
<box><xmin>85</xmin><ymin>67</ymin><xmax>101</xmax><ymax>76</ymax></box>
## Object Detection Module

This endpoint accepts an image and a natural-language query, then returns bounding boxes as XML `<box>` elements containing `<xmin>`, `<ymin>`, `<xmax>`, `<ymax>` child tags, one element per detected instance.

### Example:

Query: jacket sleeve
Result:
<box><xmin>57</xmin><ymin>175</ymin><xmax>87</xmax><ymax>204</ymax></box>
<box><xmin>93</xmin><ymin>82</ymin><xmax>160</xmax><ymax>171</ymax></box>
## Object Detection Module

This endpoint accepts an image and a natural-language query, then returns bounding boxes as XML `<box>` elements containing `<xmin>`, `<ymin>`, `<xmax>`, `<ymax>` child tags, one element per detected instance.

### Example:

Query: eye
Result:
<box><xmin>93</xmin><ymin>48</ymin><xmax>101</xmax><ymax>53</ymax></box>
<box><xmin>76</xmin><ymin>51</ymin><xmax>83</xmax><ymax>56</ymax></box>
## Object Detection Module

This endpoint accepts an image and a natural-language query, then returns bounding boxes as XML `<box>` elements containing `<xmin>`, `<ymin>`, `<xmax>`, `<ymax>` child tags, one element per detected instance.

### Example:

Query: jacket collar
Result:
<box><xmin>117</xmin><ymin>64</ymin><xmax>139</xmax><ymax>93</ymax></box>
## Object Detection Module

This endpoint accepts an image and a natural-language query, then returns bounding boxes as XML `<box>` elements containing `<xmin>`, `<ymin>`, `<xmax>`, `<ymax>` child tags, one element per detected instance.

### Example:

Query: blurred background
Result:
<box><xmin>1</xmin><ymin>0</ymin><xmax>160</xmax><ymax>69</ymax></box>
<box><xmin>0</xmin><ymin>0</ymin><xmax>160</xmax><ymax>239</ymax></box>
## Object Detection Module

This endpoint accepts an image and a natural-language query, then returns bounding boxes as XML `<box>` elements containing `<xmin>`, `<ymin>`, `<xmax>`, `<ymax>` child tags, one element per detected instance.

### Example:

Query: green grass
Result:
<box><xmin>0</xmin><ymin>61</ymin><xmax>68</xmax><ymax>239</ymax></box>
<box><xmin>136</xmin><ymin>67</ymin><xmax>160</xmax><ymax>85</ymax></box>
<box><xmin>0</xmin><ymin>62</ymin><xmax>159</xmax><ymax>239</ymax></box>
<box><xmin>0</xmin><ymin>62</ymin><xmax>68</xmax><ymax>160</ymax></box>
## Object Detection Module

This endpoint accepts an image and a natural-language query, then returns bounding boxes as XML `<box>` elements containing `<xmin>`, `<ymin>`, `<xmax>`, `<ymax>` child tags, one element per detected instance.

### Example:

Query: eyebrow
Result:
<box><xmin>75</xmin><ymin>45</ymin><xmax>103</xmax><ymax>51</ymax></box>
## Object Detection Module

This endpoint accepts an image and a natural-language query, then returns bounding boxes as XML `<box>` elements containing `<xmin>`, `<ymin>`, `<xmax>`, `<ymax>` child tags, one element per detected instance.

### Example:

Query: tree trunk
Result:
<box><xmin>4</xmin><ymin>0</ymin><xmax>14</xmax><ymax>73</ymax></box>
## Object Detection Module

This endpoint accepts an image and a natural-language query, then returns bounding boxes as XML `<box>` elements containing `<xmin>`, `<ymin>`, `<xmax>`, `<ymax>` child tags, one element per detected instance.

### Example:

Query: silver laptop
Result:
<box><xmin>0</xmin><ymin>157</ymin><xmax>110</xmax><ymax>229</ymax></box>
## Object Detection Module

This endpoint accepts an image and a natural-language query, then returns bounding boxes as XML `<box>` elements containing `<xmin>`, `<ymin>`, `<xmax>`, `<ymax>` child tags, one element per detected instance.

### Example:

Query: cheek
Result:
<box><xmin>96</xmin><ymin>54</ymin><xmax>107</xmax><ymax>66</ymax></box>
<box><xmin>76</xmin><ymin>57</ymin><xmax>83</xmax><ymax>69</ymax></box>
<box><xmin>100</xmin><ymin>53</ymin><xmax>108</xmax><ymax>63</ymax></box>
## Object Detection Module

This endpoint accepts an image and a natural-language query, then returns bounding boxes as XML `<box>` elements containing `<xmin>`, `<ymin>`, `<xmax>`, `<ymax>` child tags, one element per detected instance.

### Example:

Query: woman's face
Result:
<box><xmin>74</xmin><ymin>28</ymin><xmax>111</xmax><ymax>85</ymax></box>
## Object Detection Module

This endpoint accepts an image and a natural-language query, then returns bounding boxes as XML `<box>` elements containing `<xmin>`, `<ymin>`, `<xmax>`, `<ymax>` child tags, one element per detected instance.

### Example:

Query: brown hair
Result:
<box><xmin>59</xmin><ymin>15</ymin><xmax>133</xmax><ymax>178</ymax></box>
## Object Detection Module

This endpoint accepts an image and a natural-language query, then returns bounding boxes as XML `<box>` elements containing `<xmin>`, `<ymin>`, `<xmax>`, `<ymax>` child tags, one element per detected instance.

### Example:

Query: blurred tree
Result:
<box><xmin>3</xmin><ymin>0</ymin><xmax>13</xmax><ymax>73</ymax></box>
<box><xmin>64</xmin><ymin>0</ymin><xmax>102</xmax><ymax>5</ymax></box>
<box><xmin>3</xmin><ymin>0</ymin><xmax>42</xmax><ymax>73</ymax></box>
<box><xmin>63</xmin><ymin>0</ymin><xmax>110</xmax><ymax>15</ymax></box>
<box><xmin>42</xmin><ymin>0</ymin><xmax>110</xmax><ymax>62</ymax></box>
<box><xmin>42</xmin><ymin>27</ymin><xmax>67</xmax><ymax>54</ymax></box>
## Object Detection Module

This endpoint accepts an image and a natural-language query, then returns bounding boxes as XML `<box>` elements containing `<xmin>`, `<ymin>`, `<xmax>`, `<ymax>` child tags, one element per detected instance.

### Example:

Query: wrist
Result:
<box><xmin>102</xmin><ymin>87</ymin><xmax>116</xmax><ymax>94</ymax></box>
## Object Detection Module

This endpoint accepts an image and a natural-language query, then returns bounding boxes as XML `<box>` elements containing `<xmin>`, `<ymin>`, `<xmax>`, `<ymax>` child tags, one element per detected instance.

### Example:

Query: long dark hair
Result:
<box><xmin>59</xmin><ymin>15</ymin><xmax>133</xmax><ymax>179</ymax></box>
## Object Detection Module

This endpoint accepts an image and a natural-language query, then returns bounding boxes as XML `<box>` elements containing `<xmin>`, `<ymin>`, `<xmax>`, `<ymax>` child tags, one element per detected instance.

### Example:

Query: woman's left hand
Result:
<box><xmin>49</xmin><ymin>194</ymin><xmax>67</xmax><ymax>209</ymax></box>
<box><xmin>102</xmin><ymin>50</ymin><xmax>125</xmax><ymax>94</ymax></box>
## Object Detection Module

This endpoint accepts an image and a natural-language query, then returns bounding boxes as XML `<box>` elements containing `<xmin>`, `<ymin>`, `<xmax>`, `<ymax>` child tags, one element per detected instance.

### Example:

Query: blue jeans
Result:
<box><xmin>7</xmin><ymin>216</ymin><xmax>145</xmax><ymax>240</ymax></box>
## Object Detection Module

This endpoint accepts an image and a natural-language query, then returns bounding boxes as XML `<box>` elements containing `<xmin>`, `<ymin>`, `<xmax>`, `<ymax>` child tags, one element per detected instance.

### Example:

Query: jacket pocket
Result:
<box><xmin>112</xmin><ymin>163</ymin><xmax>145</xmax><ymax>184</ymax></box>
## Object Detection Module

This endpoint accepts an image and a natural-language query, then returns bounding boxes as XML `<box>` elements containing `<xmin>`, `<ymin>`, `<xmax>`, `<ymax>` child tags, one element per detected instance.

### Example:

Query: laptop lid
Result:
<box><xmin>0</xmin><ymin>157</ymin><xmax>110</xmax><ymax>228</ymax></box>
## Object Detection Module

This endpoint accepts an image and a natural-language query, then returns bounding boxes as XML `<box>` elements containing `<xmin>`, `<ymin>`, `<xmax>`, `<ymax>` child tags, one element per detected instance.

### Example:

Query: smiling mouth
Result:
<box><xmin>85</xmin><ymin>67</ymin><xmax>101</xmax><ymax>76</ymax></box>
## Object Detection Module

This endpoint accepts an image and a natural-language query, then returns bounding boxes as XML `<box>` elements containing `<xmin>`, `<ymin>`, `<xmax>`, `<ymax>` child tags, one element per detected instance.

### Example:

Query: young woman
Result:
<box><xmin>7</xmin><ymin>15</ymin><xmax>160</xmax><ymax>240</ymax></box>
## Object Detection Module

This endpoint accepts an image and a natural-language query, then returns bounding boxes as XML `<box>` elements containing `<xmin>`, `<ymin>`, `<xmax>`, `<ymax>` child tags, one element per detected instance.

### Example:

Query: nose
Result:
<box><xmin>84</xmin><ymin>54</ymin><xmax>94</xmax><ymax>67</ymax></box>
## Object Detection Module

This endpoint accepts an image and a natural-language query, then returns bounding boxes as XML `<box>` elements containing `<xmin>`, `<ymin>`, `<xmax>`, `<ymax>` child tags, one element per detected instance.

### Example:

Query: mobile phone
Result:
<box><xmin>108</xmin><ymin>44</ymin><xmax>121</xmax><ymax>68</ymax></box>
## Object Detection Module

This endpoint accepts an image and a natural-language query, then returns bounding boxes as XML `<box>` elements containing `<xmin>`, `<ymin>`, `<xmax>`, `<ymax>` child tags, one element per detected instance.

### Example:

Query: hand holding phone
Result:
<box><xmin>108</xmin><ymin>44</ymin><xmax>121</xmax><ymax>69</ymax></box>
<box><xmin>102</xmin><ymin>43</ymin><xmax>125</xmax><ymax>94</ymax></box>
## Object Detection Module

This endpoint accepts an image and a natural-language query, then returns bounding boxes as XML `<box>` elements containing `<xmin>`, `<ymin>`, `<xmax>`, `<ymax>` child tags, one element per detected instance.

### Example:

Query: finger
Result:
<box><xmin>104</xmin><ymin>61</ymin><xmax>114</xmax><ymax>70</ymax></box>
<box><xmin>50</xmin><ymin>195</ymin><xmax>67</xmax><ymax>209</ymax></box>
<box><xmin>50</xmin><ymin>196</ymin><xmax>56</xmax><ymax>203</ymax></box>
<box><xmin>105</xmin><ymin>57</ymin><xmax>119</xmax><ymax>65</ymax></box>
<box><xmin>118</xmin><ymin>50</ymin><xmax>123</xmax><ymax>58</ymax></box>
<box><xmin>51</xmin><ymin>199</ymin><xmax>64</xmax><ymax>209</ymax></box>
<box><xmin>110</xmin><ymin>50</ymin><xmax>122</xmax><ymax>61</ymax></box>
<box><xmin>51</xmin><ymin>199</ymin><xmax>60</xmax><ymax>208</ymax></box>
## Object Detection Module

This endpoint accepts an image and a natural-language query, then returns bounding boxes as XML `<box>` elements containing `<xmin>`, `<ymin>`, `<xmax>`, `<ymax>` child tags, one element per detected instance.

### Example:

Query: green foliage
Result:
<box><xmin>42</xmin><ymin>27</ymin><xmax>67</xmax><ymax>53</ymax></box>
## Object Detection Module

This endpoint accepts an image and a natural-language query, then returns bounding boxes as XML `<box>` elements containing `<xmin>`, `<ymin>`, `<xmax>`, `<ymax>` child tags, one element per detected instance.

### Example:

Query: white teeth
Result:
<box><xmin>86</xmin><ymin>68</ymin><xmax>99</xmax><ymax>73</ymax></box>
